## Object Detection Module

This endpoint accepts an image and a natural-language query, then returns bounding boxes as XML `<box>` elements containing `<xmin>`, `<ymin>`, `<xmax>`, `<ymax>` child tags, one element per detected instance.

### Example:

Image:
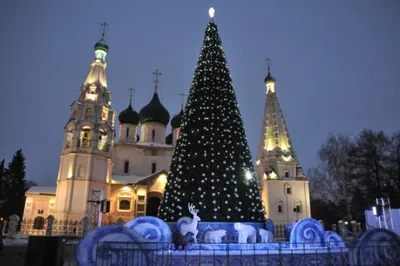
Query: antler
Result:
<box><xmin>188</xmin><ymin>203</ymin><xmax>199</xmax><ymax>215</ymax></box>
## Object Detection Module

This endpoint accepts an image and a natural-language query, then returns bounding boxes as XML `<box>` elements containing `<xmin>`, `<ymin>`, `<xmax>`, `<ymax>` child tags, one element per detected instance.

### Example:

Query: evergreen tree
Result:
<box><xmin>159</xmin><ymin>18</ymin><xmax>265</xmax><ymax>222</ymax></box>
<box><xmin>5</xmin><ymin>149</ymin><xmax>27</xmax><ymax>217</ymax></box>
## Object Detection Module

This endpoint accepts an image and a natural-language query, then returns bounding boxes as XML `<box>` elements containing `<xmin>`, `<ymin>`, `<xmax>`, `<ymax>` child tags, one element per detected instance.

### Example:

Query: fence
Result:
<box><xmin>18</xmin><ymin>215</ymin><xmax>124</xmax><ymax>238</ymax></box>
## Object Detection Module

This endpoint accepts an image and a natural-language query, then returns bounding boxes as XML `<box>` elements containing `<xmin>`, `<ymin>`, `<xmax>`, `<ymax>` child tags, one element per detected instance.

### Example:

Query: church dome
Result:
<box><xmin>165</xmin><ymin>132</ymin><xmax>173</xmax><ymax>145</ymax></box>
<box><xmin>171</xmin><ymin>109</ymin><xmax>183</xmax><ymax>129</ymax></box>
<box><xmin>139</xmin><ymin>93</ymin><xmax>170</xmax><ymax>125</ymax></box>
<box><xmin>118</xmin><ymin>104</ymin><xmax>140</xmax><ymax>125</ymax></box>
<box><xmin>94</xmin><ymin>39</ymin><xmax>109</xmax><ymax>53</ymax></box>
<box><xmin>264</xmin><ymin>73</ymin><xmax>275</xmax><ymax>83</ymax></box>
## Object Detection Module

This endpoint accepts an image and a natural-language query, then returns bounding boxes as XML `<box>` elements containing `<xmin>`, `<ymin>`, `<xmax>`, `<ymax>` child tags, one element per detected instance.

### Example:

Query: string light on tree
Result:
<box><xmin>158</xmin><ymin>9</ymin><xmax>265</xmax><ymax>222</ymax></box>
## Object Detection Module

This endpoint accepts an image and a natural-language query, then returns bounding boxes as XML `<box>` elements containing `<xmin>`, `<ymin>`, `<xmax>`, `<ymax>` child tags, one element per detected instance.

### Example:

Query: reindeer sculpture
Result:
<box><xmin>180</xmin><ymin>203</ymin><xmax>201</xmax><ymax>243</ymax></box>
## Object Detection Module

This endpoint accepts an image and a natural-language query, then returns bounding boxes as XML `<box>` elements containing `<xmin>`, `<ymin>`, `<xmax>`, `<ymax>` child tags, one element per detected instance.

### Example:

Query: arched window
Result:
<box><xmin>65</xmin><ymin>128</ymin><xmax>73</xmax><ymax>148</ymax></box>
<box><xmin>124</xmin><ymin>161</ymin><xmax>129</xmax><ymax>174</ymax></box>
<box><xmin>119</xmin><ymin>200</ymin><xmax>131</xmax><ymax>211</ymax></box>
<box><xmin>33</xmin><ymin>216</ymin><xmax>45</xmax><ymax>230</ymax></box>
<box><xmin>80</xmin><ymin>126</ymin><xmax>91</xmax><ymax>148</ymax></box>
<box><xmin>97</xmin><ymin>129</ymin><xmax>108</xmax><ymax>151</ymax></box>
<box><xmin>126</xmin><ymin>127</ymin><xmax>130</xmax><ymax>138</ymax></box>
<box><xmin>152</xmin><ymin>129</ymin><xmax>156</xmax><ymax>142</ymax></box>
<box><xmin>285</xmin><ymin>184</ymin><xmax>292</xmax><ymax>195</ymax></box>
<box><xmin>276</xmin><ymin>200</ymin><xmax>284</xmax><ymax>215</ymax></box>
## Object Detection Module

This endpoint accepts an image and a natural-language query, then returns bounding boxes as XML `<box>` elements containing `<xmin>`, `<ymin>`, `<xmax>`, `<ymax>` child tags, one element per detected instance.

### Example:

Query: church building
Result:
<box><xmin>22</xmin><ymin>32</ymin><xmax>310</xmax><ymax>228</ymax></box>
<box><xmin>256</xmin><ymin>59</ymin><xmax>311</xmax><ymax>224</ymax></box>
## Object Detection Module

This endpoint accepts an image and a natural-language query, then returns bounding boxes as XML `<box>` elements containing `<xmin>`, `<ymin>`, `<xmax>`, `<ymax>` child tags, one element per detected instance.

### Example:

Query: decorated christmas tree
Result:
<box><xmin>159</xmin><ymin>9</ymin><xmax>265</xmax><ymax>222</ymax></box>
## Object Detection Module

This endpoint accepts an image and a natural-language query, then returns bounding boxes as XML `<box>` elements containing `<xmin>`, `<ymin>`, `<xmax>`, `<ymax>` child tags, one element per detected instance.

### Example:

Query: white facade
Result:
<box><xmin>256</xmin><ymin>68</ymin><xmax>311</xmax><ymax>225</ymax></box>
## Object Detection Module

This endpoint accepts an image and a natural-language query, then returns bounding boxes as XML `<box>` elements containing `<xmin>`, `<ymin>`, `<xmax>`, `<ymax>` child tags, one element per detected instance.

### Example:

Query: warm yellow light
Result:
<box><xmin>159</xmin><ymin>174</ymin><xmax>167</xmax><ymax>183</ymax></box>
<box><xmin>86</xmin><ymin>92</ymin><xmax>97</xmax><ymax>101</ymax></box>
<box><xmin>255</xmin><ymin>159</ymin><xmax>260</xmax><ymax>165</ymax></box>
<box><xmin>122</xmin><ymin>186</ymin><xmax>132</xmax><ymax>192</ymax></box>
<box><xmin>67</xmin><ymin>161</ymin><xmax>74</xmax><ymax>178</ymax></box>
<box><xmin>49</xmin><ymin>198</ymin><xmax>55</xmax><ymax>204</ymax></box>
<box><xmin>282</xmin><ymin>155</ymin><xmax>292</xmax><ymax>162</ymax></box>
<box><xmin>269</xmin><ymin>172</ymin><xmax>278</xmax><ymax>179</ymax></box>
<box><xmin>280</xmin><ymin>145</ymin><xmax>288</xmax><ymax>152</ymax></box>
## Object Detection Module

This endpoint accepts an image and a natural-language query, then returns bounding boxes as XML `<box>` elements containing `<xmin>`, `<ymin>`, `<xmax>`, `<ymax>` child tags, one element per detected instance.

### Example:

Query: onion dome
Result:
<box><xmin>94</xmin><ymin>38</ymin><xmax>109</xmax><ymax>53</ymax></box>
<box><xmin>171</xmin><ymin>109</ymin><xmax>183</xmax><ymax>129</ymax></box>
<box><xmin>264</xmin><ymin>72</ymin><xmax>275</xmax><ymax>83</ymax></box>
<box><xmin>166</xmin><ymin>132</ymin><xmax>173</xmax><ymax>145</ymax></box>
<box><xmin>139</xmin><ymin>93</ymin><xmax>170</xmax><ymax>125</ymax></box>
<box><xmin>118</xmin><ymin>104</ymin><xmax>140</xmax><ymax>125</ymax></box>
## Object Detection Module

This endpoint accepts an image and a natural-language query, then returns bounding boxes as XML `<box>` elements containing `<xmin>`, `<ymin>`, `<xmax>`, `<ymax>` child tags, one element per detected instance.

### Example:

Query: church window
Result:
<box><xmin>86</xmin><ymin>108</ymin><xmax>92</xmax><ymax>116</ymax></box>
<box><xmin>151</xmin><ymin>163</ymin><xmax>156</xmax><ymax>173</ymax></box>
<box><xmin>81</xmin><ymin>127</ymin><xmax>91</xmax><ymax>148</ymax></box>
<box><xmin>152</xmin><ymin>129</ymin><xmax>156</xmax><ymax>142</ymax></box>
<box><xmin>294</xmin><ymin>201</ymin><xmax>302</xmax><ymax>213</ymax></box>
<box><xmin>126</xmin><ymin>127</ymin><xmax>130</xmax><ymax>138</ymax></box>
<box><xmin>97</xmin><ymin>130</ymin><xmax>108</xmax><ymax>151</ymax></box>
<box><xmin>137</xmin><ymin>204</ymin><xmax>145</xmax><ymax>212</ymax></box>
<box><xmin>285</xmin><ymin>185</ymin><xmax>292</xmax><ymax>194</ymax></box>
<box><xmin>65</xmin><ymin>129</ymin><xmax>73</xmax><ymax>148</ymax></box>
<box><xmin>37</xmin><ymin>209</ymin><xmax>44</xmax><ymax>214</ymax></box>
<box><xmin>138</xmin><ymin>195</ymin><xmax>145</xmax><ymax>203</ymax></box>
<box><xmin>284</xmin><ymin>170</ymin><xmax>290</xmax><ymax>177</ymax></box>
<box><xmin>275</xmin><ymin>132</ymin><xmax>278</xmax><ymax>138</ymax></box>
<box><xmin>119</xmin><ymin>200</ymin><xmax>131</xmax><ymax>211</ymax></box>
<box><xmin>33</xmin><ymin>216</ymin><xmax>45</xmax><ymax>230</ymax></box>
<box><xmin>77</xmin><ymin>165</ymin><xmax>85</xmax><ymax>178</ymax></box>
<box><xmin>124</xmin><ymin>161</ymin><xmax>129</xmax><ymax>174</ymax></box>
<box><xmin>278</xmin><ymin>205</ymin><xmax>283</xmax><ymax>214</ymax></box>
<box><xmin>275</xmin><ymin>139</ymin><xmax>279</xmax><ymax>145</ymax></box>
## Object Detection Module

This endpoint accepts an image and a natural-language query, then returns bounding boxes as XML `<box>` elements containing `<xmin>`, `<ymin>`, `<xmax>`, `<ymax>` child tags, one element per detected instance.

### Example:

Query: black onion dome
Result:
<box><xmin>171</xmin><ymin>109</ymin><xmax>184</xmax><ymax>129</ymax></box>
<box><xmin>264</xmin><ymin>73</ymin><xmax>275</xmax><ymax>83</ymax></box>
<box><xmin>165</xmin><ymin>132</ymin><xmax>173</xmax><ymax>145</ymax></box>
<box><xmin>94</xmin><ymin>39</ymin><xmax>109</xmax><ymax>53</ymax></box>
<box><xmin>139</xmin><ymin>93</ymin><xmax>170</xmax><ymax>125</ymax></box>
<box><xmin>118</xmin><ymin>104</ymin><xmax>140</xmax><ymax>125</ymax></box>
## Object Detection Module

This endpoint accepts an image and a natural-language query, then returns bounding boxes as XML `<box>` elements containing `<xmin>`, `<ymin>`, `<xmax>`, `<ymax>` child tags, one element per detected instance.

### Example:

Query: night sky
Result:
<box><xmin>0</xmin><ymin>1</ymin><xmax>399</xmax><ymax>186</ymax></box>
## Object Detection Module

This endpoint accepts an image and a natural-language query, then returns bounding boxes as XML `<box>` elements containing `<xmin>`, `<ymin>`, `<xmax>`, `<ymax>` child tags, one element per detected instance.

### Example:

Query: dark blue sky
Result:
<box><xmin>0</xmin><ymin>1</ymin><xmax>399</xmax><ymax>185</ymax></box>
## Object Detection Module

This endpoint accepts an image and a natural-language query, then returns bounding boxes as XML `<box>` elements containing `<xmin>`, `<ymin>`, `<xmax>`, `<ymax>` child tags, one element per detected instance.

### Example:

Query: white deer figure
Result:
<box><xmin>180</xmin><ymin>203</ymin><xmax>201</xmax><ymax>243</ymax></box>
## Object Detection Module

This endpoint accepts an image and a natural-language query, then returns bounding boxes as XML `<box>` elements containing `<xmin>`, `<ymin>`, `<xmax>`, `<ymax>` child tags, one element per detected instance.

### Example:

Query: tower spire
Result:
<box><xmin>178</xmin><ymin>92</ymin><xmax>187</xmax><ymax>110</ymax></box>
<box><xmin>127</xmin><ymin>88</ymin><xmax>136</xmax><ymax>107</ymax></box>
<box><xmin>152</xmin><ymin>69</ymin><xmax>162</xmax><ymax>93</ymax></box>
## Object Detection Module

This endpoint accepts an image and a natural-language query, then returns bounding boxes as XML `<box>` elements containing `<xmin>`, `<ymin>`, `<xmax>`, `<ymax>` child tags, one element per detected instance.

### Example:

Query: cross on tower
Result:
<box><xmin>178</xmin><ymin>92</ymin><xmax>187</xmax><ymax>110</ymax></box>
<box><xmin>153</xmin><ymin>69</ymin><xmax>162</xmax><ymax>93</ymax></box>
<box><xmin>265</xmin><ymin>57</ymin><xmax>272</xmax><ymax>74</ymax></box>
<box><xmin>127</xmin><ymin>88</ymin><xmax>136</xmax><ymax>106</ymax></box>
<box><xmin>100</xmin><ymin>22</ymin><xmax>110</xmax><ymax>39</ymax></box>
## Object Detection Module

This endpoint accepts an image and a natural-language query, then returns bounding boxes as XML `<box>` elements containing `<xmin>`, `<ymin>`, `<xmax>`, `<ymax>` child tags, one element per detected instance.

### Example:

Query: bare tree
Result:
<box><xmin>309</xmin><ymin>134</ymin><xmax>357</xmax><ymax>221</ymax></box>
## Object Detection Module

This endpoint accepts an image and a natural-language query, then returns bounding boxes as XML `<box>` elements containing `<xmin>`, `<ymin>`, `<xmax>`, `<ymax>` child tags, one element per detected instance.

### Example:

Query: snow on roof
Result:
<box><xmin>112</xmin><ymin>170</ymin><xmax>167</xmax><ymax>185</ymax></box>
<box><xmin>26</xmin><ymin>186</ymin><xmax>56</xmax><ymax>195</ymax></box>
<box><xmin>111</xmin><ymin>174</ymin><xmax>144</xmax><ymax>184</ymax></box>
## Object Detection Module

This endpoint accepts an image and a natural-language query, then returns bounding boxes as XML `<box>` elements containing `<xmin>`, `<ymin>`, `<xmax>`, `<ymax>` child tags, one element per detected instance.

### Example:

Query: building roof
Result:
<box><xmin>26</xmin><ymin>186</ymin><xmax>56</xmax><ymax>195</ymax></box>
<box><xmin>112</xmin><ymin>169</ymin><xmax>167</xmax><ymax>185</ymax></box>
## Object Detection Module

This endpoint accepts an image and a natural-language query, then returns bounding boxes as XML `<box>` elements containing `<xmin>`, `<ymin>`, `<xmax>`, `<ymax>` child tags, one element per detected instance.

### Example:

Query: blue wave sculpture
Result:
<box><xmin>349</xmin><ymin>228</ymin><xmax>400</xmax><ymax>266</ymax></box>
<box><xmin>76</xmin><ymin>225</ymin><xmax>145</xmax><ymax>266</ymax></box>
<box><xmin>124</xmin><ymin>216</ymin><xmax>172</xmax><ymax>243</ymax></box>
<box><xmin>290</xmin><ymin>218</ymin><xmax>325</xmax><ymax>248</ymax></box>
<box><xmin>324</xmin><ymin>231</ymin><xmax>346</xmax><ymax>248</ymax></box>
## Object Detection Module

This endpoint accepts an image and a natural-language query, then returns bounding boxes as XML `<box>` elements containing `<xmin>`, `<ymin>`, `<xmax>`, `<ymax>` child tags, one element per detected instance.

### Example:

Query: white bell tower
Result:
<box><xmin>54</xmin><ymin>23</ymin><xmax>116</xmax><ymax>221</ymax></box>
